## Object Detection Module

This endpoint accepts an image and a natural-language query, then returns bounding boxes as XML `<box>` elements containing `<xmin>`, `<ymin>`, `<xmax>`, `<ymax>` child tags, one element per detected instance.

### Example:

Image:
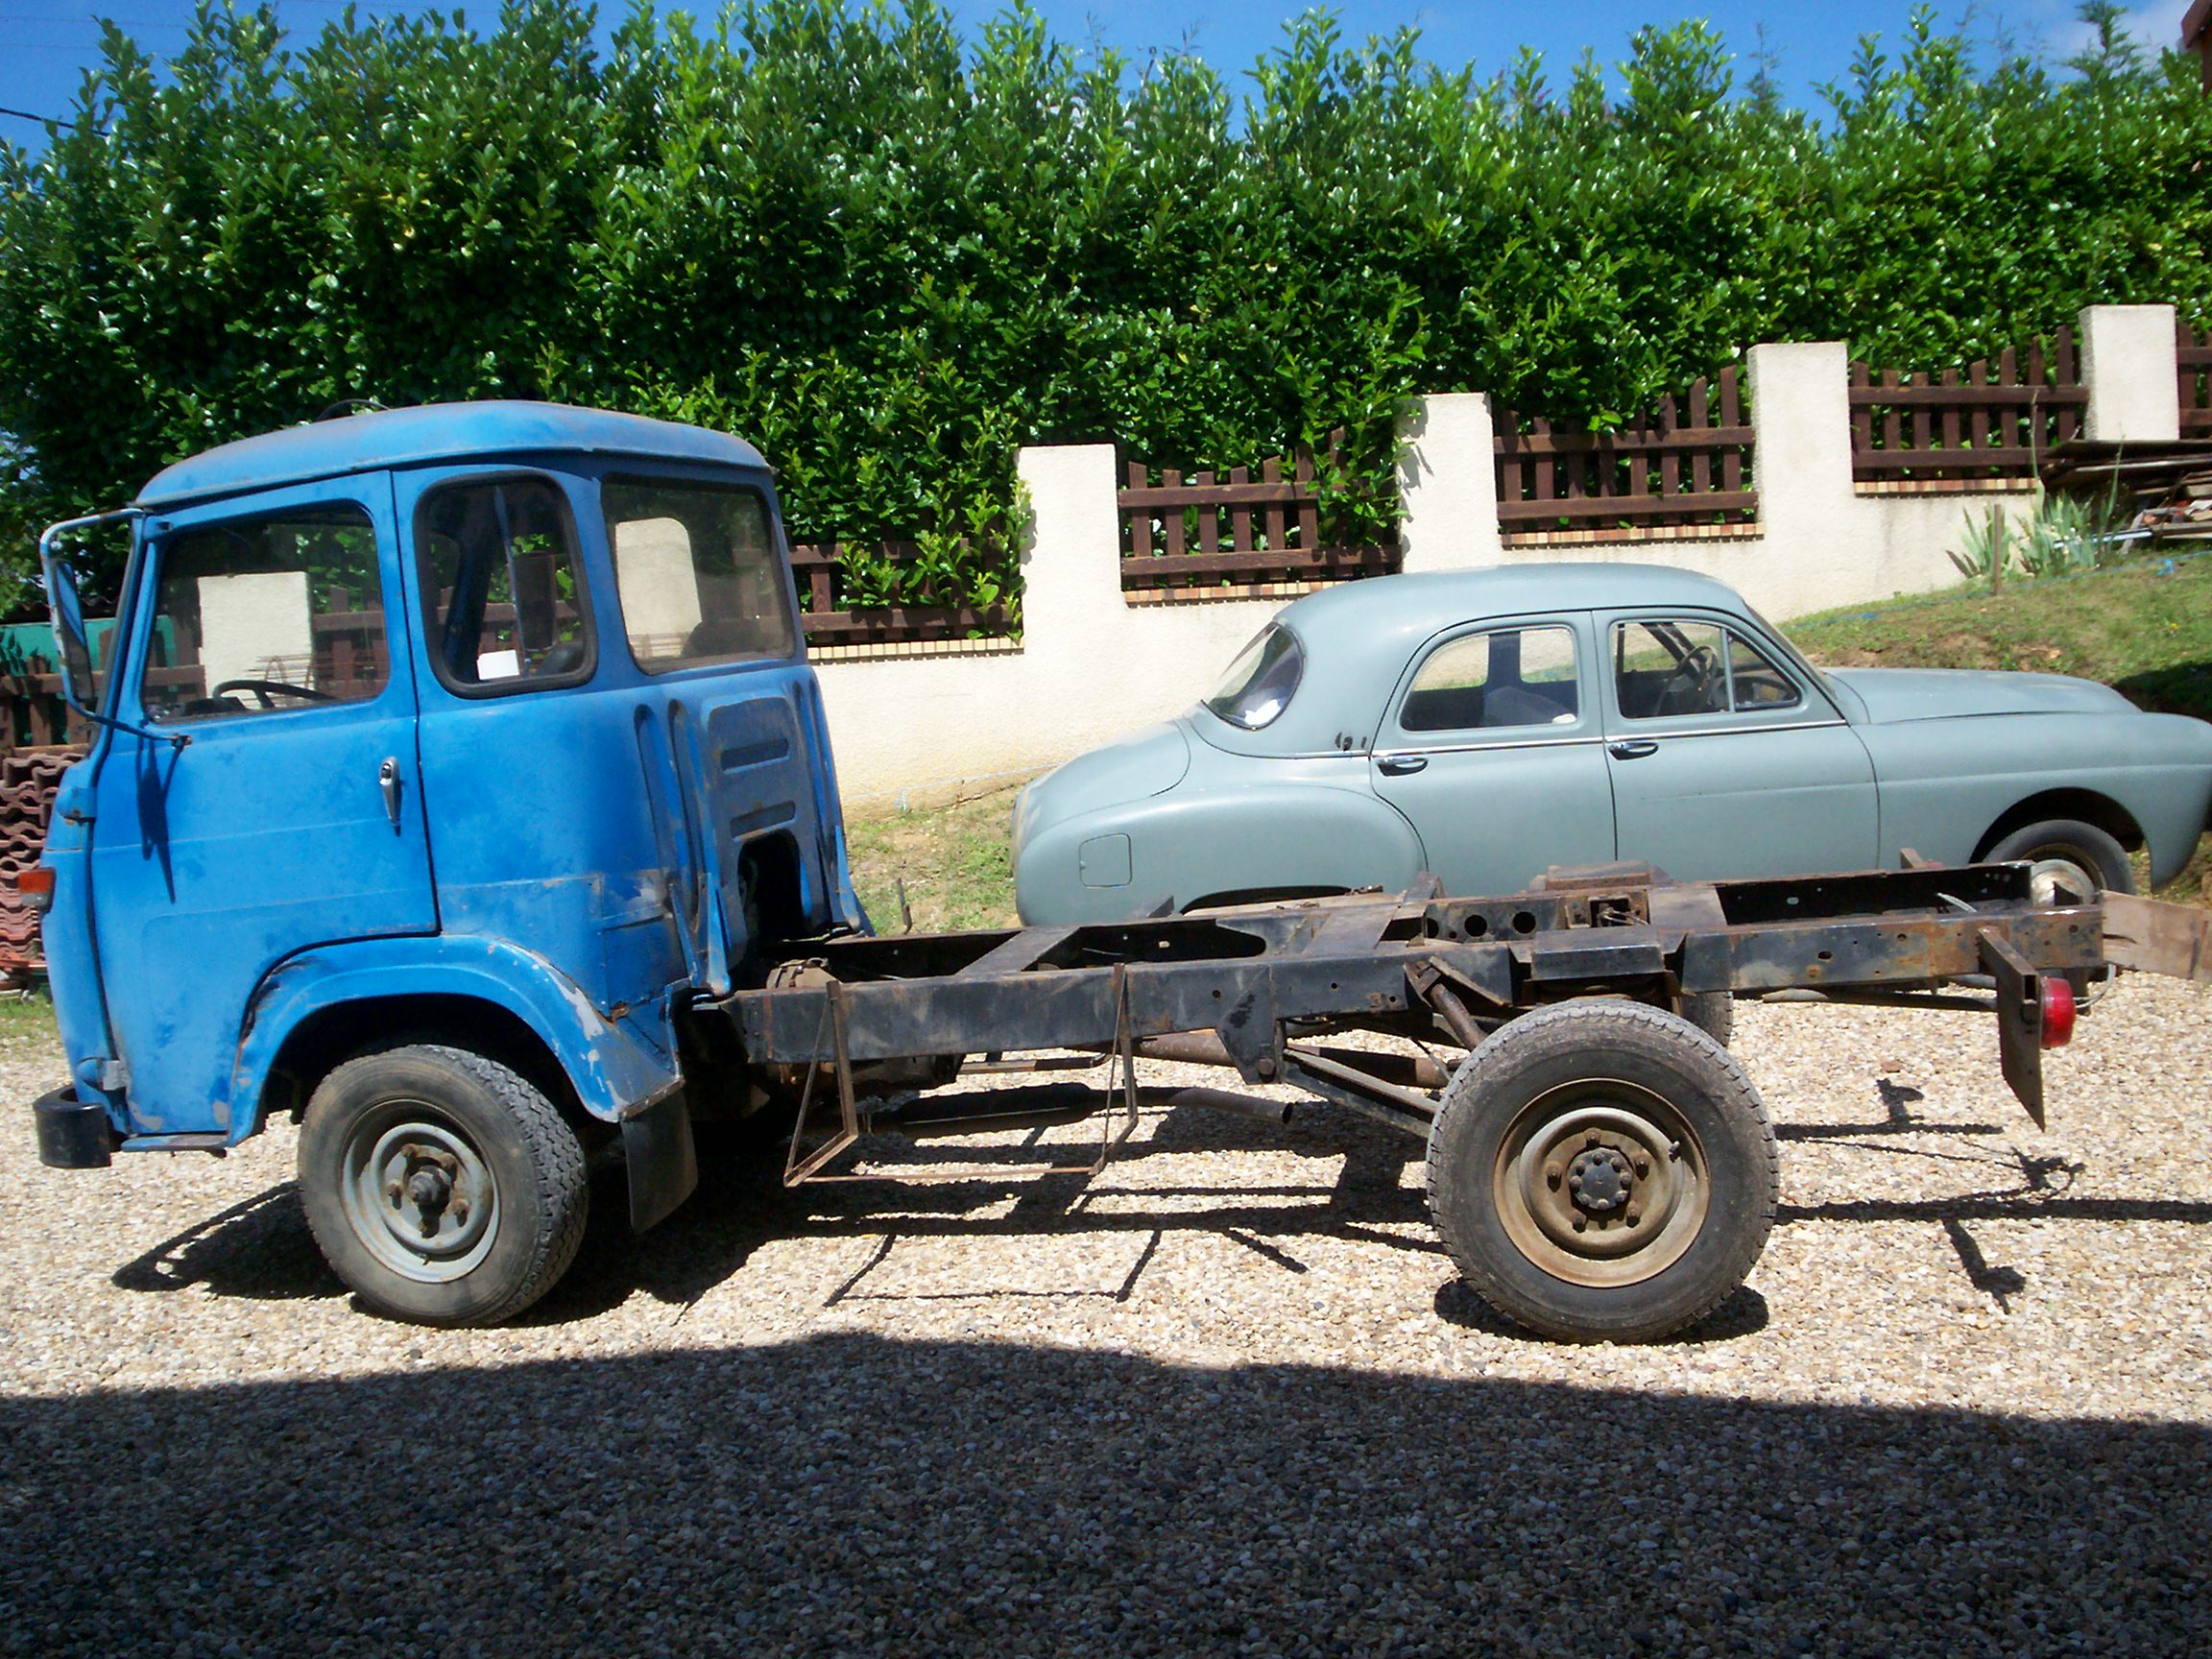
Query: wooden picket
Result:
<box><xmin>2179</xmin><ymin>319</ymin><xmax>2212</xmax><ymax>438</ymax></box>
<box><xmin>1118</xmin><ymin>431</ymin><xmax>1398</xmax><ymax>593</ymax></box>
<box><xmin>1492</xmin><ymin>368</ymin><xmax>1757</xmax><ymax>533</ymax></box>
<box><xmin>1850</xmin><ymin>329</ymin><xmax>2086</xmax><ymax>484</ymax></box>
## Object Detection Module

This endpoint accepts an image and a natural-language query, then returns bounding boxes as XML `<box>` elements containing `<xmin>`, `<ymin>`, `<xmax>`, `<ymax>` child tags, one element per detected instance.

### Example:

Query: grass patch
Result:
<box><xmin>1789</xmin><ymin>555</ymin><xmax>2212</xmax><ymax>903</ymax></box>
<box><xmin>0</xmin><ymin>989</ymin><xmax>59</xmax><ymax>1044</ymax></box>
<box><xmin>843</xmin><ymin>782</ymin><xmax>1023</xmax><ymax>934</ymax></box>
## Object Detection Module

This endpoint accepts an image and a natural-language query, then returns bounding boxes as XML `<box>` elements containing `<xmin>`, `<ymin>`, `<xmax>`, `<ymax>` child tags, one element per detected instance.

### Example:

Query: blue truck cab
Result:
<box><xmin>32</xmin><ymin>402</ymin><xmax>868</xmax><ymax>1322</ymax></box>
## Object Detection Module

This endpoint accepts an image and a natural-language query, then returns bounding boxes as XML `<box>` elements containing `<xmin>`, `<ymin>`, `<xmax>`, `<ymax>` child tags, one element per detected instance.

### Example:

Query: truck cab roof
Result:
<box><xmin>133</xmin><ymin>400</ymin><xmax>771</xmax><ymax>509</ymax></box>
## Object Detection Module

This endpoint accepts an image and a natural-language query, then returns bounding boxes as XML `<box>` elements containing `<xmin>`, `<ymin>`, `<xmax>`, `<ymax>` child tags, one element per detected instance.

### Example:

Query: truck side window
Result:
<box><xmin>416</xmin><ymin>478</ymin><xmax>593</xmax><ymax>692</ymax></box>
<box><xmin>603</xmin><ymin>477</ymin><xmax>796</xmax><ymax>673</ymax></box>
<box><xmin>142</xmin><ymin>503</ymin><xmax>390</xmax><ymax>724</ymax></box>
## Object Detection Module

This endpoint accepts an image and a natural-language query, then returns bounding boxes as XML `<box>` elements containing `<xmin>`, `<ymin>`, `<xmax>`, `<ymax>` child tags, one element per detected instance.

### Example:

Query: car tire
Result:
<box><xmin>1984</xmin><ymin>818</ymin><xmax>2134</xmax><ymax>904</ymax></box>
<box><xmin>298</xmin><ymin>1043</ymin><xmax>589</xmax><ymax>1327</ymax></box>
<box><xmin>1425</xmin><ymin>1001</ymin><xmax>1777</xmax><ymax>1343</ymax></box>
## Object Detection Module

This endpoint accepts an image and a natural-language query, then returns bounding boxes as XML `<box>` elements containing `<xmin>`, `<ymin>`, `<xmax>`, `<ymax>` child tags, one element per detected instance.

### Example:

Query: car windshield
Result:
<box><xmin>1205</xmin><ymin>624</ymin><xmax>1304</xmax><ymax>730</ymax></box>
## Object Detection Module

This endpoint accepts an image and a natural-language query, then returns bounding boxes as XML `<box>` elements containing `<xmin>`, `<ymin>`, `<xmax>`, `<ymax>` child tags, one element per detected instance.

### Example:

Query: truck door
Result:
<box><xmin>84</xmin><ymin>476</ymin><xmax>434</xmax><ymax>1136</ymax></box>
<box><xmin>1598</xmin><ymin>613</ymin><xmax>1877</xmax><ymax>881</ymax></box>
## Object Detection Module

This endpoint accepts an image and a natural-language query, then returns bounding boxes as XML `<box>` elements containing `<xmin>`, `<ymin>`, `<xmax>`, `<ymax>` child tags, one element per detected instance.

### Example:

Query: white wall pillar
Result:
<box><xmin>1395</xmin><ymin>392</ymin><xmax>1503</xmax><ymax>572</ymax></box>
<box><xmin>2080</xmin><ymin>303</ymin><xmax>2180</xmax><ymax>443</ymax></box>
<box><xmin>1015</xmin><ymin>443</ymin><xmax>1124</xmax><ymax>656</ymax></box>
<box><xmin>1746</xmin><ymin>342</ymin><xmax>1854</xmax><ymax>523</ymax></box>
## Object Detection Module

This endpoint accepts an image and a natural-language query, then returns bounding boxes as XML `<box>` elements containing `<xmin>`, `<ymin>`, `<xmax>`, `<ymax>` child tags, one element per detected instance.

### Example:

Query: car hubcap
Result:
<box><xmin>1492</xmin><ymin>1079</ymin><xmax>1709</xmax><ymax>1287</ymax></box>
<box><xmin>339</xmin><ymin>1103</ymin><xmax>499</xmax><ymax>1284</ymax></box>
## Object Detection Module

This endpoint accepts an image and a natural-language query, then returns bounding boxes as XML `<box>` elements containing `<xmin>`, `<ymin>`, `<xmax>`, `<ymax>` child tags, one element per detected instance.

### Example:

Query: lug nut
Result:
<box><xmin>1572</xmin><ymin>1216</ymin><xmax>1588</xmax><ymax>1233</ymax></box>
<box><xmin>1586</xmin><ymin>1131</ymin><xmax>1601</xmax><ymax>1147</ymax></box>
<box><xmin>452</xmin><ymin>1203</ymin><xmax>469</xmax><ymax>1225</ymax></box>
<box><xmin>386</xmin><ymin>1183</ymin><xmax>401</xmax><ymax>1207</ymax></box>
<box><xmin>1545</xmin><ymin>1162</ymin><xmax>1562</xmax><ymax>1189</ymax></box>
<box><xmin>1634</xmin><ymin>1157</ymin><xmax>1650</xmax><ymax>1178</ymax></box>
<box><xmin>1625</xmin><ymin>1204</ymin><xmax>1642</xmax><ymax>1226</ymax></box>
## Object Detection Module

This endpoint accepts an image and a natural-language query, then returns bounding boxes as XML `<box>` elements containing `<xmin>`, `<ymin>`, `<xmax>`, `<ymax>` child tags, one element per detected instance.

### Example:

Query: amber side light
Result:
<box><xmin>15</xmin><ymin>867</ymin><xmax>54</xmax><ymax>915</ymax></box>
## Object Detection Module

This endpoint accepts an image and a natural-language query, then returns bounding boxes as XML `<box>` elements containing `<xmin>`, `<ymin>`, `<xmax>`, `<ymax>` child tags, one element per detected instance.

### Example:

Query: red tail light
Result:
<box><xmin>2039</xmin><ymin>974</ymin><xmax>2076</xmax><ymax>1049</ymax></box>
<box><xmin>14</xmin><ymin>867</ymin><xmax>53</xmax><ymax>915</ymax></box>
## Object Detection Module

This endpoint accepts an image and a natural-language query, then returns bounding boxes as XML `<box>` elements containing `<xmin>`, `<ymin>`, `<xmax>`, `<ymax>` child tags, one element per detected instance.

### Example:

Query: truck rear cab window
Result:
<box><xmin>143</xmin><ymin>504</ymin><xmax>390</xmax><ymax>725</ymax></box>
<box><xmin>603</xmin><ymin>477</ymin><xmax>796</xmax><ymax>674</ymax></box>
<box><xmin>416</xmin><ymin>479</ymin><xmax>593</xmax><ymax>693</ymax></box>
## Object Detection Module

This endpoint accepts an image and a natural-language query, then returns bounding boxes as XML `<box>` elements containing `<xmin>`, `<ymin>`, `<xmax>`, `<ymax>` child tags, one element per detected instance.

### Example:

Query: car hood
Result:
<box><xmin>1015</xmin><ymin>720</ymin><xmax>1191</xmax><ymax>845</ymax></box>
<box><xmin>1824</xmin><ymin>667</ymin><xmax>2135</xmax><ymax>724</ymax></box>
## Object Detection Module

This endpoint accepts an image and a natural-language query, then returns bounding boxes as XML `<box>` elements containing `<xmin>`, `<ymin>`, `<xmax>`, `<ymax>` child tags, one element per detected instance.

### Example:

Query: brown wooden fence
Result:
<box><xmin>1118</xmin><ymin>431</ymin><xmax>1399</xmax><ymax>594</ymax></box>
<box><xmin>788</xmin><ymin>541</ymin><xmax>1012</xmax><ymax>646</ymax></box>
<box><xmin>1492</xmin><ymin>369</ymin><xmax>1756</xmax><ymax>535</ymax></box>
<box><xmin>1849</xmin><ymin>331</ymin><xmax>2086</xmax><ymax>487</ymax></box>
<box><xmin>2180</xmin><ymin>320</ymin><xmax>2212</xmax><ymax>438</ymax></box>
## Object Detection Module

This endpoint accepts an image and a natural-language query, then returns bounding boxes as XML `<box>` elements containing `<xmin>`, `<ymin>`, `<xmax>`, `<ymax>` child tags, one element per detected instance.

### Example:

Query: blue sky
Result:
<box><xmin>0</xmin><ymin>0</ymin><xmax>2198</xmax><ymax>149</ymax></box>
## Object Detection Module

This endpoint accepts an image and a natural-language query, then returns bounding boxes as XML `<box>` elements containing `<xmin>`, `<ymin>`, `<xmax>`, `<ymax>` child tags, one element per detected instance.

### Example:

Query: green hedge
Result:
<box><xmin>3</xmin><ymin>1</ymin><xmax>2209</xmax><ymax>613</ymax></box>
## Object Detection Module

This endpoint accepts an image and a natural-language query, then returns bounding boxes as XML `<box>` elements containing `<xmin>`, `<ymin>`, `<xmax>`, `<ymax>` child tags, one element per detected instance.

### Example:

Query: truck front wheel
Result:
<box><xmin>298</xmin><ymin>1044</ymin><xmax>589</xmax><ymax>1326</ymax></box>
<box><xmin>1426</xmin><ymin>1001</ymin><xmax>1777</xmax><ymax>1343</ymax></box>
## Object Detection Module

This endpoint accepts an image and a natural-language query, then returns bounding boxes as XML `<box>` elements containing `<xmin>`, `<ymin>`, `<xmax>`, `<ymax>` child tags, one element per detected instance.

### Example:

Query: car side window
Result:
<box><xmin>1614</xmin><ymin>619</ymin><xmax>1730</xmax><ymax>719</ymax></box>
<box><xmin>416</xmin><ymin>478</ymin><xmax>593</xmax><ymax>694</ymax></box>
<box><xmin>1400</xmin><ymin>624</ymin><xmax>1580</xmax><ymax>733</ymax></box>
<box><xmin>1727</xmin><ymin>631</ymin><xmax>1802</xmax><ymax>711</ymax></box>
<box><xmin>142</xmin><ymin>503</ymin><xmax>390</xmax><ymax>725</ymax></box>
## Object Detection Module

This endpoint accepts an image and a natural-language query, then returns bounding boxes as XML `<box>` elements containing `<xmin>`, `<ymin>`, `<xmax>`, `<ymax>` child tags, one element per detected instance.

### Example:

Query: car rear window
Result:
<box><xmin>1205</xmin><ymin>624</ymin><xmax>1304</xmax><ymax>730</ymax></box>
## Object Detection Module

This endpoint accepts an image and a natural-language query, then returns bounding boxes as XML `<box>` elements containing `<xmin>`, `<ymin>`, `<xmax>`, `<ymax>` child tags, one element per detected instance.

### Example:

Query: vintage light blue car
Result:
<box><xmin>1013</xmin><ymin>565</ymin><xmax>2212</xmax><ymax>924</ymax></box>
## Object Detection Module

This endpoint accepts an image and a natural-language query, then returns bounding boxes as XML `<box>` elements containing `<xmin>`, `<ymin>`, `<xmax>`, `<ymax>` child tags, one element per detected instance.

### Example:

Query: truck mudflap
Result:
<box><xmin>34</xmin><ymin>1087</ymin><xmax>111</xmax><ymax>1169</ymax></box>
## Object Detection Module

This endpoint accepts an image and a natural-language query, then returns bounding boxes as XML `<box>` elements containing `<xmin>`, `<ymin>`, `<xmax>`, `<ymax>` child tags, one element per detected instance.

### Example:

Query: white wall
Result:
<box><xmin>815</xmin><ymin>305</ymin><xmax>2180</xmax><ymax>806</ymax></box>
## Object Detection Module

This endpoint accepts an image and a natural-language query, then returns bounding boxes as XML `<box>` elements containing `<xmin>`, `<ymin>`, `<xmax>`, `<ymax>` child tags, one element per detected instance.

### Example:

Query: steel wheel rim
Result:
<box><xmin>1490</xmin><ymin>1078</ymin><xmax>1710</xmax><ymax>1288</ymax></box>
<box><xmin>2024</xmin><ymin>854</ymin><xmax>2098</xmax><ymax>909</ymax></box>
<box><xmin>337</xmin><ymin>1100</ymin><xmax>500</xmax><ymax>1284</ymax></box>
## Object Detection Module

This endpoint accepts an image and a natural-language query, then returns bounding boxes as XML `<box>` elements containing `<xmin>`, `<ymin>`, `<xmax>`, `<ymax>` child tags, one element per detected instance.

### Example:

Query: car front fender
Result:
<box><xmin>227</xmin><ymin>934</ymin><xmax>684</xmax><ymax>1143</ymax></box>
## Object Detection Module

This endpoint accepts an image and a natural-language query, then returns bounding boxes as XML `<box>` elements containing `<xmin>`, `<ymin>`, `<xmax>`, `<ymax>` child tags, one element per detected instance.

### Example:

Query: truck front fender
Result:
<box><xmin>228</xmin><ymin>934</ymin><xmax>684</xmax><ymax>1143</ymax></box>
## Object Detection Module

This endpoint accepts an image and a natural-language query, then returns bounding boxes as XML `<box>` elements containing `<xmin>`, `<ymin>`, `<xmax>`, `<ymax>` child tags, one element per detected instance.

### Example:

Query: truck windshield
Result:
<box><xmin>603</xmin><ymin>477</ymin><xmax>796</xmax><ymax>673</ymax></box>
<box><xmin>1204</xmin><ymin>624</ymin><xmax>1304</xmax><ymax>730</ymax></box>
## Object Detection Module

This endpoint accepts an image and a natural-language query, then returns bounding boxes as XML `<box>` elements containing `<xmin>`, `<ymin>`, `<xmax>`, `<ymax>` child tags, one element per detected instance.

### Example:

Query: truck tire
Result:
<box><xmin>1985</xmin><ymin>818</ymin><xmax>2134</xmax><ymax>904</ymax></box>
<box><xmin>298</xmin><ymin>1044</ymin><xmax>589</xmax><ymax>1327</ymax></box>
<box><xmin>1425</xmin><ymin>1001</ymin><xmax>1776</xmax><ymax>1343</ymax></box>
<box><xmin>1679</xmin><ymin>991</ymin><xmax>1734</xmax><ymax>1047</ymax></box>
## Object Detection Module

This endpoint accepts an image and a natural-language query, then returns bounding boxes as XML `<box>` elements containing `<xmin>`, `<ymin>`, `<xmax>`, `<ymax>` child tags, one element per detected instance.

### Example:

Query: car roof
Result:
<box><xmin>134</xmin><ymin>401</ymin><xmax>771</xmax><ymax>509</ymax></box>
<box><xmin>1209</xmin><ymin>564</ymin><xmax>1756</xmax><ymax>756</ymax></box>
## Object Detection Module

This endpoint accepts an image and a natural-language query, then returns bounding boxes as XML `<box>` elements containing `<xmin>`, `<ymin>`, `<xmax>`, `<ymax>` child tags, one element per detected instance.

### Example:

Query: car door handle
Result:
<box><xmin>378</xmin><ymin>757</ymin><xmax>403</xmax><ymax>827</ymax></box>
<box><xmin>1376</xmin><ymin>755</ymin><xmax>1428</xmax><ymax>776</ymax></box>
<box><xmin>1608</xmin><ymin>739</ymin><xmax>1659</xmax><ymax>760</ymax></box>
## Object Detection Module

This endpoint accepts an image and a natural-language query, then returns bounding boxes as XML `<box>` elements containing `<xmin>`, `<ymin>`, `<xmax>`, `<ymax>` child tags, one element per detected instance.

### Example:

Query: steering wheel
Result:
<box><xmin>210</xmin><ymin>678</ymin><xmax>338</xmax><ymax>709</ymax></box>
<box><xmin>1656</xmin><ymin>643</ymin><xmax>1723</xmax><ymax>716</ymax></box>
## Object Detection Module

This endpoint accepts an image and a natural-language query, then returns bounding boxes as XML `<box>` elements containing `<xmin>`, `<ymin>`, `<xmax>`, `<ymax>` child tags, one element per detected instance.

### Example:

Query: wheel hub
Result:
<box><xmin>1568</xmin><ymin>1146</ymin><xmax>1632</xmax><ymax>1213</ymax></box>
<box><xmin>1495</xmin><ymin>1088</ymin><xmax>1710</xmax><ymax>1286</ymax></box>
<box><xmin>342</xmin><ymin>1109</ymin><xmax>500</xmax><ymax>1284</ymax></box>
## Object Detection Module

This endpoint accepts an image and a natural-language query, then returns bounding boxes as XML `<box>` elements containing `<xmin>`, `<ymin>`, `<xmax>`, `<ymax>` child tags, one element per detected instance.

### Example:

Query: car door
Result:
<box><xmin>84</xmin><ymin>475</ymin><xmax>435</xmax><ymax>1135</ymax></box>
<box><xmin>1368</xmin><ymin>615</ymin><xmax>1617</xmax><ymax>894</ymax></box>
<box><xmin>1599</xmin><ymin>610</ymin><xmax>1877</xmax><ymax>882</ymax></box>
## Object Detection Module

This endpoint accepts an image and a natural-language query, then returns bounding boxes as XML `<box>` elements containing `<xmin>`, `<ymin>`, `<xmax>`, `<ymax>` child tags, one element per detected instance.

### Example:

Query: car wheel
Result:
<box><xmin>1425</xmin><ymin>1001</ymin><xmax>1777</xmax><ymax>1343</ymax></box>
<box><xmin>1984</xmin><ymin>819</ymin><xmax>2134</xmax><ymax>905</ymax></box>
<box><xmin>298</xmin><ymin>1044</ymin><xmax>589</xmax><ymax>1327</ymax></box>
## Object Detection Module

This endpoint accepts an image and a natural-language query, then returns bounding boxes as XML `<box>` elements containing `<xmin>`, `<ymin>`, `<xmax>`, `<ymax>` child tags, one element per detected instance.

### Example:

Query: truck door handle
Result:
<box><xmin>1376</xmin><ymin>755</ymin><xmax>1428</xmax><ymax>776</ymax></box>
<box><xmin>1608</xmin><ymin>739</ymin><xmax>1659</xmax><ymax>760</ymax></box>
<box><xmin>378</xmin><ymin>757</ymin><xmax>403</xmax><ymax>827</ymax></box>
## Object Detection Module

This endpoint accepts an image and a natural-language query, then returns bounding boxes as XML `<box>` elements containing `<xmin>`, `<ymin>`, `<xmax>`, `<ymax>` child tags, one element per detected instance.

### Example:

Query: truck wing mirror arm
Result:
<box><xmin>39</xmin><ymin>509</ymin><xmax>190</xmax><ymax>753</ymax></box>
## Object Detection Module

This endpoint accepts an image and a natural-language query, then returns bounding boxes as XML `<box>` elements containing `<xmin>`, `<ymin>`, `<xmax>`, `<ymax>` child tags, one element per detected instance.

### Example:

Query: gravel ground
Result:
<box><xmin>2</xmin><ymin>976</ymin><xmax>2209</xmax><ymax>1657</ymax></box>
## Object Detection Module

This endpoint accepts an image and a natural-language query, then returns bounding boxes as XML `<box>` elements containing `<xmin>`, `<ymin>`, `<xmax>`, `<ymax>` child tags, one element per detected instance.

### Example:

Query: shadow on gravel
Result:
<box><xmin>4</xmin><ymin>1331</ymin><xmax>2206</xmax><ymax>1658</ymax></box>
<box><xmin>108</xmin><ymin>1181</ymin><xmax>338</xmax><ymax>1303</ymax></box>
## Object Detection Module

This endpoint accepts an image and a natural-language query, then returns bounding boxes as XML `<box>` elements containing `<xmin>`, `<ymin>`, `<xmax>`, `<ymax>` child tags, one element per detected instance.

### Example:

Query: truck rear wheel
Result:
<box><xmin>1425</xmin><ymin>1001</ymin><xmax>1776</xmax><ymax>1343</ymax></box>
<box><xmin>298</xmin><ymin>1044</ymin><xmax>589</xmax><ymax>1327</ymax></box>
